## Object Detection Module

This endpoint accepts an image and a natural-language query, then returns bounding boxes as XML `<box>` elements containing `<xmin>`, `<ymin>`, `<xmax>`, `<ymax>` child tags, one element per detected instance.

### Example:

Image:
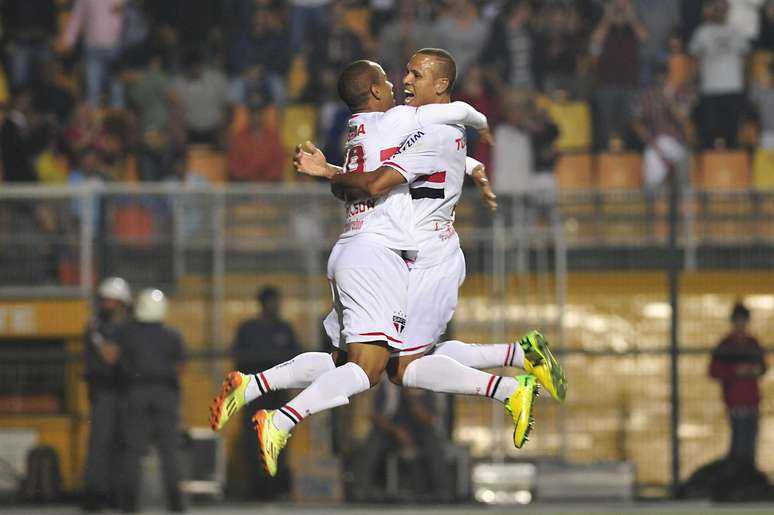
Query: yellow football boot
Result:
<box><xmin>209</xmin><ymin>371</ymin><xmax>251</xmax><ymax>431</ymax></box>
<box><xmin>252</xmin><ymin>410</ymin><xmax>291</xmax><ymax>477</ymax></box>
<box><xmin>520</xmin><ymin>330</ymin><xmax>567</xmax><ymax>402</ymax></box>
<box><xmin>504</xmin><ymin>375</ymin><xmax>539</xmax><ymax>449</ymax></box>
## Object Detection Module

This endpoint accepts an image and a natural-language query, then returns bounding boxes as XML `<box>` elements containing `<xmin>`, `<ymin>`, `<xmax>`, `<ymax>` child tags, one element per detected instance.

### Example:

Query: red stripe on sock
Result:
<box><xmin>504</xmin><ymin>344</ymin><xmax>513</xmax><ymax>367</ymax></box>
<box><xmin>485</xmin><ymin>375</ymin><xmax>495</xmax><ymax>397</ymax></box>
<box><xmin>284</xmin><ymin>405</ymin><xmax>303</xmax><ymax>422</ymax></box>
<box><xmin>259</xmin><ymin>372</ymin><xmax>270</xmax><ymax>392</ymax></box>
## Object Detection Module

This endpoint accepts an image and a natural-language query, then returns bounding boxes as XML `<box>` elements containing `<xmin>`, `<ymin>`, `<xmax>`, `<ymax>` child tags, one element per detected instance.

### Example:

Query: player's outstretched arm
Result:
<box><xmin>466</xmin><ymin>157</ymin><xmax>497</xmax><ymax>212</ymax></box>
<box><xmin>415</xmin><ymin>101</ymin><xmax>489</xmax><ymax>130</ymax></box>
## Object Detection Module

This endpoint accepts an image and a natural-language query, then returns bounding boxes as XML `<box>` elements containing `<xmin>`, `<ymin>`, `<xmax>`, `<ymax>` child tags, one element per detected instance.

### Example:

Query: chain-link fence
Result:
<box><xmin>1</xmin><ymin>184</ymin><xmax>774</xmax><ymax>497</ymax></box>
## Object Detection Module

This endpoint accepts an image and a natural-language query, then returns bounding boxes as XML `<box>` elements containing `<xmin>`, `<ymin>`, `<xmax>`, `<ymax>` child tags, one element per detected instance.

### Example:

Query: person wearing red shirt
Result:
<box><xmin>227</xmin><ymin>92</ymin><xmax>285</xmax><ymax>182</ymax></box>
<box><xmin>709</xmin><ymin>303</ymin><xmax>767</xmax><ymax>464</ymax></box>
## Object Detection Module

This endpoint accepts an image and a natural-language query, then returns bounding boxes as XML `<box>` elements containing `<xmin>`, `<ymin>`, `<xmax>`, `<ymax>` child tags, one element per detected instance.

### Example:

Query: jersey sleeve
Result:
<box><xmin>465</xmin><ymin>156</ymin><xmax>483</xmax><ymax>176</ymax></box>
<box><xmin>381</xmin><ymin>102</ymin><xmax>488</xmax><ymax>135</ymax></box>
<box><xmin>416</xmin><ymin>101</ymin><xmax>488</xmax><ymax>129</ymax></box>
<box><xmin>380</xmin><ymin>129</ymin><xmax>440</xmax><ymax>183</ymax></box>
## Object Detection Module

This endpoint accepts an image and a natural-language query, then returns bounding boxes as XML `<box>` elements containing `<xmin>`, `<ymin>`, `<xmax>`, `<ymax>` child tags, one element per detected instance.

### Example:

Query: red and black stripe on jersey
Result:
<box><xmin>410</xmin><ymin>171</ymin><xmax>446</xmax><ymax>199</ymax></box>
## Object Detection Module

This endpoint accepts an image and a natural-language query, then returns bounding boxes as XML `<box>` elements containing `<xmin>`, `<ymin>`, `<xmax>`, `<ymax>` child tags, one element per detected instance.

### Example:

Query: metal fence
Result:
<box><xmin>2</xmin><ymin>183</ymin><xmax>774</xmax><ymax>497</ymax></box>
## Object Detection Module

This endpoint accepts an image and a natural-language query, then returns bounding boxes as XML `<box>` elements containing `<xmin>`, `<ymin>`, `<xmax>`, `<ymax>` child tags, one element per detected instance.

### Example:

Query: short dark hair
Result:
<box><xmin>257</xmin><ymin>286</ymin><xmax>279</xmax><ymax>305</ymax></box>
<box><xmin>416</xmin><ymin>48</ymin><xmax>457</xmax><ymax>93</ymax></box>
<box><xmin>731</xmin><ymin>302</ymin><xmax>750</xmax><ymax>321</ymax></box>
<box><xmin>338</xmin><ymin>60</ymin><xmax>381</xmax><ymax>111</ymax></box>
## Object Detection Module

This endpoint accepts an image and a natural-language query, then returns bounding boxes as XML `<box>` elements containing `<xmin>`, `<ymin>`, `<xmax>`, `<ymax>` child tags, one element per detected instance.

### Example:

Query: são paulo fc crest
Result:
<box><xmin>393</xmin><ymin>311</ymin><xmax>406</xmax><ymax>334</ymax></box>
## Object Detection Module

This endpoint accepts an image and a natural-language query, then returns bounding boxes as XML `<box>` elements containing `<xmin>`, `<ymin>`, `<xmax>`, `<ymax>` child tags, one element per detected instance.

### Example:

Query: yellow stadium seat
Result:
<box><xmin>287</xmin><ymin>55</ymin><xmax>309</xmax><ymax>102</ymax></box>
<box><xmin>596</xmin><ymin>153</ymin><xmax>642</xmax><ymax>190</ymax></box>
<box><xmin>698</xmin><ymin>151</ymin><xmax>751</xmax><ymax>189</ymax></box>
<box><xmin>753</xmin><ymin>148</ymin><xmax>774</xmax><ymax>190</ymax></box>
<box><xmin>280</xmin><ymin>104</ymin><xmax>318</xmax><ymax>151</ymax></box>
<box><xmin>555</xmin><ymin>153</ymin><xmax>594</xmax><ymax>191</ymax></box>
<box><xmin>544</xmin><ymin>99</ymin><xmax>593</xmax><ymax>152</ymax></box>
<box><xmin>749</xmin><ymin>50</ymin><xmax>773</xmax><ymax>87</ymax></box>
<box><xmin>186</xmin><ymin>144</ymin><xmax>226</xmax><ymax>183</ymax></box>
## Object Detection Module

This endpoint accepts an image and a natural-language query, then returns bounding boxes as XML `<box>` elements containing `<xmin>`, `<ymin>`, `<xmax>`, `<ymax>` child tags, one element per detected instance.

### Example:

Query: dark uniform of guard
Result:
<box><xmin>117</xmin><ymin>289</ymin><xmax>187</xmax><ymax>513</ymax></box>
<box><xmin>82</xmin><ymin>277</ymin><xmax>132</xmax><ymax>512</ymax></box>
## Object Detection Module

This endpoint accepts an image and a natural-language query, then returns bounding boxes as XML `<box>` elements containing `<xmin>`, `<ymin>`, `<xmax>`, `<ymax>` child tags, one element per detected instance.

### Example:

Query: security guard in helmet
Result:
<box><xmin>117</xmin><ymin>289</ymin><xmax>187</xmax><ymax>513</ymax></box>
<box><xmin>83</xmin><ymin>277</ymin><xmax>132</xmax><ymax>512</ymax></box>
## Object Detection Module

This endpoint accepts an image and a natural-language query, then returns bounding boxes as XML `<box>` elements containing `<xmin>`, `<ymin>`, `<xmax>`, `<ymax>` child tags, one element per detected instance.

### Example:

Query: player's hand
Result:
<box><xmin>293</xmin><ymin>141</ymin><xmax>331</xmax><ymax>178</ymax></box>
<box><xmin>473</xmin><ymin>165</ymin><xmax>497</xmax><ymax>212</ymax></box>
<box><xmin>478</xmin><ymin>127</ymin><xmax>494</xmax><ymax>146</ymax></box>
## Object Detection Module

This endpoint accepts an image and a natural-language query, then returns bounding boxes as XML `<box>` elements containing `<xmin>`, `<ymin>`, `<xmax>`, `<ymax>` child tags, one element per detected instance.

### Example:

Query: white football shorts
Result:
<box><xmin>399</xmin><ymin>247</ymin><xmax>466</xmax><ymax>357</ymax></box>
<box><xmin>323</xmin><ymin>238</ymin><xmax>411</xmax><ymax>352</ymax></box>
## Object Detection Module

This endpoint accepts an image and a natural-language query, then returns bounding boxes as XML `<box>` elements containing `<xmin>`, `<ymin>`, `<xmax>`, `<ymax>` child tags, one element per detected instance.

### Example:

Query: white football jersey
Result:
<box><xmin>381</xmin><ymin>124</ymin><xmax>467</xmax><ymax>268</ymax></box>
<box><xmin>337</xmin><ymin>103</ymin><xmax>486</xmax><ymax>251</ymax></box>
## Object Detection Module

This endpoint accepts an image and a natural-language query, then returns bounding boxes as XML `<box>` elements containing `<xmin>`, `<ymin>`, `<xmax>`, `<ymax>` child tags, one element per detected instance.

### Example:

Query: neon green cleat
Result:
<box><xmin>253</xmin><ymin>410</ymin><xmax>290</xmax><ymax>477</ymax></box>
<box><xmin>209</xmin><ymin>371</ymin><xmax>251</xmax><ymax>432</ymax></box>
<box><xmin>520</xmin><ymin>330</ymin><xmax>568</xmax><ymax>402</ymax></box>
<box><xmin>505</xmin><ymin>375</ymin><xmax>539</xmax><ymax>449</ymax></box>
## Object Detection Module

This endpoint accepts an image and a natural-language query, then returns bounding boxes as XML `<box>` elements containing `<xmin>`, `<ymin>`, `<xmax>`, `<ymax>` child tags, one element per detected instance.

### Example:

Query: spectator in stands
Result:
<box><xmin>227</xmin><ymin>89</ymin><xmax>285</xmax><ymax>182</ymax></box>
<box><xmin>222</xmin><ymin>0</ymin><xmax>257</xmax><ymax>93</ymax></box>
<box><xmin>322</xmin><ymin>2</ymin><xmax>367</xmax><ymax>73</ymax></box>
<box><xmin>709</xmin><ymin>302</ymin><xmax>767</xmax><ymax>465</ymax></box>
<box><xmin>127</xmin><ymin>51</ymin><xmax>181</xmax><ymax>180</ymax></box>
<box><xmin>689</xmin><ymin>0</ymin><xmax>750</xmax><ymax>149</ymax></box>
<box><xmin>1</xmin><ymin>0</ymin><xmax>56</xmax><ymax>87</ymax></box>
<box><xmin>589</xmin><ymin>0</ymin><xmax>647</xmax><ymax>150</ymax></box>
<box><xmin>378</xmin><ymin>0</ymin><xmax>441</xmax><ymax>85</ymax></box>
<box><xmin>492</xmin><ymin>90</ymin><xmax>559</xmax><ymax>195</ymax></box>
<box><xmin>82</xmin><ymin>277</ymin><xmax>132</xmax><ymax>513</ymax></box>
<box><xmin>757</xmin><ymin>0</ymin><xmax>774</xmax><ymax>50</ymax></box>
<box><xmin>60</xmin><ymin>0</ymin><xmax>126</xmax><ymax>109</ymax></box>
<box><xmin>635</xmin><ymin>0</ymin><xmax>680</xmax><ymax>86</ymax></box>
<box><xmin>246</xmin><ymin>3</ymin><xmax>291</xmax><ymax>107</ymax></box>
<box><xmin>173</xmin><ymin>49</ymin><xmax>233</xmax><ymax>147</ymax></box>
<box><xmin>750</xmin><ymin>61</ymin><xmax>774</xmax><ymax>152</ymax></box>
<box><xmin>64</xmin><ymin>102</ymin><xmax>101</xmax><ymax>157</ymax></box>
<box><xmin>632</xmin><ymin>64</ymin><xmax>694</xmax><ymax>190</ymax></box>
<box><xmin>480</xmin><ymin>0</ymin><xmax>543</xmax><ymax>91</ymax></box>
<box><xmin>536</xmin><ymin>2</ymin><xmax>585</xmax><ymax>96</ymax></box>
<box><xmin>1</xmin><ymin>89</ymin><xmax>38</xmax><ymax>183</ymax></box>
<box><xmin>435</xmin><ymin>0</ymin><xmax>489</xmax><ymax>80</ymax></box>
<box><xmin>232</xmin><ymin>286</ymin><xmax>300</xmax><ymax>499</ymax></box>
<box><xmin>118</xmin><ymin>0</ymin><xmax>151</xmax><ymax>74</ymax></box>
<box><xmin>33</xmin><ymin>60</ymin><xmax>76</xmax><ymax>127</ymax></box>
<box><xmin>454</xmin><ymin>64</ymin><xmax>499</xmax><ymax>171</ymax></box>
<box><xmin>352</xmin><ymin>381</ymin><xmax>452</xmax><ymax>502</ymax></box>
<box><xmin>119</xmin><ymin>289</ymin><xmax>187</xmax><ymax>513</ymax></box>
<box><xmin>289</xmin><ymin>0</ymin><xmax>332</xmax><ymax>57</ymax></box>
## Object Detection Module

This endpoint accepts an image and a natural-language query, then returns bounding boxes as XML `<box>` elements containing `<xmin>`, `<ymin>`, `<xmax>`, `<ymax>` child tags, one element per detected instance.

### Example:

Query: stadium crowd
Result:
<box><xmin>2</xmin><ymin>0</ymin><xmax>774</xmax><ymax>192</ymax></box>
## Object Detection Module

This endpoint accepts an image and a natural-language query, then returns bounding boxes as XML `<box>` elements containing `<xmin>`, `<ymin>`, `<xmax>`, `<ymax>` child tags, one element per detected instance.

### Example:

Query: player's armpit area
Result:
<box><xmin>330</xmin><ymin>166</ymin><xmax>407</xmax><ymax>198</ymax></box>
<box><xmin>331</xmin><ymin>183</ymin><xmax>371</xmax><ymax>201</ymax></box>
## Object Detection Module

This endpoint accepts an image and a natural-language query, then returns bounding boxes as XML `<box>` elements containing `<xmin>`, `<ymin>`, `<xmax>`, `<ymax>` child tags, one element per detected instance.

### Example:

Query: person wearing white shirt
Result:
<box><xmin>689</xmin><ymin>0</ymin><xmax>751</xmax><ymax>148</ymax></box>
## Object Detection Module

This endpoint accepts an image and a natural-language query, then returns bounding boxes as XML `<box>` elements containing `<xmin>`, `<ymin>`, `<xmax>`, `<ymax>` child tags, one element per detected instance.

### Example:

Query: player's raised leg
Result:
<box><xmin>254</xmin><ymin>343</ymin><xmax>387</xmax><ymax>475</ymax></box>
<box><xmin>209</xmin><ymin>352</ymin><xmax>336</xmax><ymax>431</ymax></box>
<box><xmin>393</xmin><ymin>354</ymin><xmax>539</xmax><ymax>448</ymax></box>
<box><xmin>434</xmin><ymin>330</ymin><xmax>567</xmax><ymax>402</ymax></box>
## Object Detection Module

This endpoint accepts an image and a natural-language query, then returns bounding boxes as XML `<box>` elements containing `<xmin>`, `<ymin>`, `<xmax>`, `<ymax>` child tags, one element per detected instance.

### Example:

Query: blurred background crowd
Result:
<box><xmin>5</xmin><ymin>0</ymin><xmax>774</xmax><ymax>193</ymax></box>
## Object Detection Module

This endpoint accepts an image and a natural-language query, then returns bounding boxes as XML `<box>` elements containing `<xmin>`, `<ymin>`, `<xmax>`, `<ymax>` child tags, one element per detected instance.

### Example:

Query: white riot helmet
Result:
<box><xmin>134</xmin><ymin>289</ymin><xmax>168</xmax><ymax>323</ymax></box>
<box><xmin>98</xmin><ymin>277</ymin><xmax>132</xmax><ymax>305</ymax></box>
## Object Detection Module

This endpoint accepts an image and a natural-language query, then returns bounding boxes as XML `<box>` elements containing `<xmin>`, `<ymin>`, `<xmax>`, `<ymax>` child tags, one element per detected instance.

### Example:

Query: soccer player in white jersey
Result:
<box><xmin>294</xmin><ymin>48</ymin><xmax>564</xmax><ymax>435</ymax></box>
<box><xmin>294</xmin><ymin>52</ymin><xmax>566</xmax><ymax>400</ymax></box>
<box><xmin>208</xmin><ymin>57</ymin><xmax>539</xmax><ymax>477</ymax></box>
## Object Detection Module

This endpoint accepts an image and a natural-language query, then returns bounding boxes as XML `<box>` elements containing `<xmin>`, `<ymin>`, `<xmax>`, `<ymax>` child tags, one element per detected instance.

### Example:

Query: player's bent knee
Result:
<box><xmin>347</xmin><ymin>342</ymin><xmax>390</xmax><ymax>387</ymax></box>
